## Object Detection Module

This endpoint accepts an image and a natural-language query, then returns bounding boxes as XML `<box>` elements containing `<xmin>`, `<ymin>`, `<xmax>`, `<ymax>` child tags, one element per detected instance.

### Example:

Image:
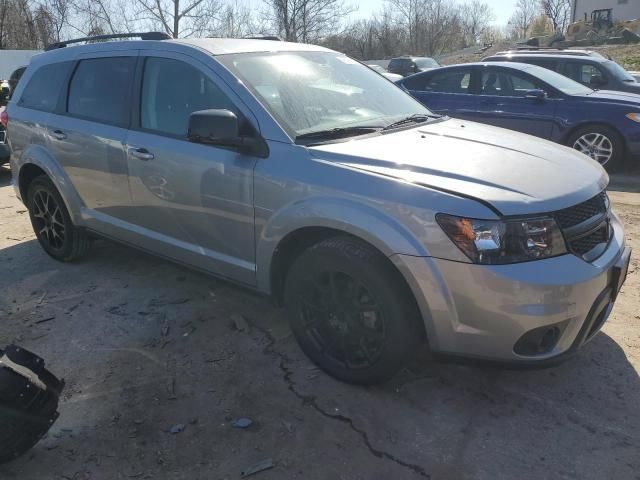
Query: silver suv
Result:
<box><xmin>7</xmin><ymin>34</ymin><xmax>631</xmax><ymax>384</ymax></box>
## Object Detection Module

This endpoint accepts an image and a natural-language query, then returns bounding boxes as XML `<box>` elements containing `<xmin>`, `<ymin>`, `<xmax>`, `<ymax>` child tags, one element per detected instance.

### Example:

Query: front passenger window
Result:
<box><xmin>141</xmin><ymin>57</ymin><xmax>236</xmax><ymax>137</ymax></box>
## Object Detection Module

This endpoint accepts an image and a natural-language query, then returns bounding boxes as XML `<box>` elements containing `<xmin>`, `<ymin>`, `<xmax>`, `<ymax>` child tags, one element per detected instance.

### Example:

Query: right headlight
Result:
<box><xmin>436</xmin><ymin>214</ymin><xmax>567</xmax><ymax>265</ymax></box>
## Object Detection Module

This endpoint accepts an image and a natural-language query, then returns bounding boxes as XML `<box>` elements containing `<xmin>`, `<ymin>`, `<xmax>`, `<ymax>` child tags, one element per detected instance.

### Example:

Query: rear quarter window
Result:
<box><xmin>19</xmin><ymin>62</ymin><xmax>72</xmax><ymax>112</ymax></box>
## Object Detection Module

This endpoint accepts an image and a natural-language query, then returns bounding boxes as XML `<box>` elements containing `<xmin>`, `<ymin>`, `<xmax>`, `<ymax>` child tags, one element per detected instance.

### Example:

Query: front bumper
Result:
<box><xmin>392</xmin><ymin>212</ymin><xmax>629</xmax><ymax>363</ymax></box>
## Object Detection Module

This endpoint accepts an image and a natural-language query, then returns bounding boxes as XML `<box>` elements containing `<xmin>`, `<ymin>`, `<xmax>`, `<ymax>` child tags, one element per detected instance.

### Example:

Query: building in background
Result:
<box><xmin>572</xmin><ymin>0</ymin><xmax>640</xmax><ymax>23</ymax></box>
<box><xmin>0</xmin><ymin>50</ymin><xmax>40</xmax><ymax>80</ymax></box>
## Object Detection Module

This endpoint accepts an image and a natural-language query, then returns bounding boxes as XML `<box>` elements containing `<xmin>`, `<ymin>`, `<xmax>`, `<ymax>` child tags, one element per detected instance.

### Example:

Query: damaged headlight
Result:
<box><xmin>436</xmin><ymin>214</ymin><xmax>567</xmax><ymax>264</ymax></box>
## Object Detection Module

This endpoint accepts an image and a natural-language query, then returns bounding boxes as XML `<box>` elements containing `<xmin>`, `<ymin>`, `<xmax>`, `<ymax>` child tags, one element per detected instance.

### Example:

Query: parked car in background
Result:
<box><xmin>368</xmin><ymin>64</ymin><xmax>403</xmax><ymax>82</ymax></box>
<box><xmin>398</xmin><ymin>61</ymin><xmax>640</xmax><ymax>171</ymax></box>
<box><xmin>0</xmin><ymin>121</ymin><xmax>9</xmax><ymax>165</ymax></box>
<box><xmin>8</xmin><ymin>66</ymin><xmax>27</xmax><ymax>99</ymax></box>
<box><xmin>7</xmin><ymin>35</ymin><xmax>630</xmax><ymax>384</ymax></box>
<box><xmin>0</xmin><ymin>80</ymin><xmax>9</xmax><ymax>106</ymax></box>
<box><xmin>388</xmin><ymin>56</ymin><xmax>440</xmax><ymax>77</ymax></box>
<box><xmin>483</xmin><ymin>49</ymin><xmax>640</xmax><ymax>94</ymax></box>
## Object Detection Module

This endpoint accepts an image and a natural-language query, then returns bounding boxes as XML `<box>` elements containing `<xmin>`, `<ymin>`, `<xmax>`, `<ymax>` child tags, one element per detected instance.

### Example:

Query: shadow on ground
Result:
<box><xmin>0</xmin><ymin>166</ymin><xmax>11</xmax><ymax>187</ymax></box>
<box><xmin>0</xmin><ymin>237</ymin><xmax>638</xmax><ymax>479</ymax></box>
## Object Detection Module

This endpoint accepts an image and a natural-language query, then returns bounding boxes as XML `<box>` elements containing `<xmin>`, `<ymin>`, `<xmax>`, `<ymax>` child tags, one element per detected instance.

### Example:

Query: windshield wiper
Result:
<box><xmin>296</xmin><ymin>126</ymin><xmax>382</xmax><ymax>142</ymax></box>
<box><xmin>383</xmin><ymin>113</ymin><xmax>439</xmax><ymax>131</ymax></box>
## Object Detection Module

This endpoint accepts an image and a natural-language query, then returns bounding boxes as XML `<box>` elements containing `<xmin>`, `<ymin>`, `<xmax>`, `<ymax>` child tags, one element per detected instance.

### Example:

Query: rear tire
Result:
<box><xmin>567</xmin><ymin>124</ymin><xmax>624</xmax><ymax>172</ymax></box>
<box><xmin>26</xmin><ymin>176</ymin><xmax>90</xmax><ymax>262</ymax></box>
<box><xmin>283</xmin><ymin>236</ymin><xmax>423</xmax><ymax>385</ymax></box>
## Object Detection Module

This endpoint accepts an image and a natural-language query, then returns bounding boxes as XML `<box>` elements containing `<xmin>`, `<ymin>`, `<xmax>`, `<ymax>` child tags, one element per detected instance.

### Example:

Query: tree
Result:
<box><xmin>264</xmin><ymin>0</ymin><xmax>355</xmax><ymax>43</ymax></box>
<box><xmin>135</xmin><ymin>0</ymin><xmax>221</xmax><ymax>38</ymax></box>
<box><xmin>459</xmin><ymin>0</ymin><xmax>493</xmax><ymax>47</ymax></box>
<box><xmin>539</xmin><ymin>0</ymin><xmax>570</xmax><ymax>33</ymax></box>
<box><xmin>509</xmin><ymin>0</ymin><xmax>538</xmax><ymax>39</ymax></box>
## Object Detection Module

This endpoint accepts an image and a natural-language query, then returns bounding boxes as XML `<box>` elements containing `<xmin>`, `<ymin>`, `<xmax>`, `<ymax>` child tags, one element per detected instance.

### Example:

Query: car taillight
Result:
<box><xmin>0</xmin><ymin>110</ymin><xmax>8</xmax><ymax>129</ymax></box>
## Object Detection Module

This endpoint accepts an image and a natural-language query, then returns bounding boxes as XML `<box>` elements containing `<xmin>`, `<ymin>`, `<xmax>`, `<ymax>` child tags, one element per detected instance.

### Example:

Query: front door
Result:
<box><xmin>473</xmin><ymin>66</ymin><xmax>558</xmax><ymax>139</ymax></box>
<box><xmin>125</xmin><ymin>53</ymin><xmax>258</xmax><ymax>285</ymax></box>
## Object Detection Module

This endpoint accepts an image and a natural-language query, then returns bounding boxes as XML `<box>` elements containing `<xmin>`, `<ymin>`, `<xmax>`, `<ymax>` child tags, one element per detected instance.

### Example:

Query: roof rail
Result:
<box><xmin>243</xmin><ymin>35</ymin><xmax>282</xmax><ymax>41</ymax></box>
<box><xmin>45</xmin><ymin>32</ymin><xmax>171</xmax><ymax>51</ymax></box>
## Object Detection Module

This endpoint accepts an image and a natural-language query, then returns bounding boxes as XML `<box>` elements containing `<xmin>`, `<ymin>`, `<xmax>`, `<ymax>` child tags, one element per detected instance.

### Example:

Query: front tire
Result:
<box><xmin>283</xmin><ymin>236</ymin><xmax>423</xmax><ymax>385</ymax></box>
<box><xmin>567</xmin><ymin>125</ymin><xmax>624</xmax><ymax>172</ymax></box>
<box><xmin>26</xmin><ymin>176</ymin><xmax>90</xmax><ymax>262</ymax></box>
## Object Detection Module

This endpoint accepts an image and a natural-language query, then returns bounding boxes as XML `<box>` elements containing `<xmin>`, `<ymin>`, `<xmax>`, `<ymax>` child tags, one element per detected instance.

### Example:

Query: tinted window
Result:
<box><xmin>68</xmin><ymin>57</ymin><xmax>135</xmax><ymax>126</ymax></box>
<box><xmin>415</xmin><ymin>58</ymin><xmax>439</xmax><ymax>69</ymax></box>
<box><xmin>564</xmin><ymin>62</ymin><xmax>603</xmax><ymax>84</ymax></box>
<box><xmin>481</xmin><ymin>69</ymin><xmax>540</xmax><ymax>96</ymax></box>
<box><xmin>423</xmin><ymin>69</ymin><xmax>471</xmax><ymax>93</ymax></box>
<box><xmin>19</xmin><ymin>62</ymin><xmax>71</xmax><ymax>112</ymax></box>
<box><xmin>525</xmin><ymin>58</ymin><xmax>558</xmax><ymax>71</ymax></box>
<box><xmin>141</xmin><ymin>57</ymin><xmax>236</xmax><ymax>137</ymax></box>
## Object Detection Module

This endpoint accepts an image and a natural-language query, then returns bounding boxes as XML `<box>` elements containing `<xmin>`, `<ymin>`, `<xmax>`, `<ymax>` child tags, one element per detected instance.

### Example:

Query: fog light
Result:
<box><xmin>514</xmin><ymin>322</ymin><xmax>568</xmax><ymax>356</ymax></box>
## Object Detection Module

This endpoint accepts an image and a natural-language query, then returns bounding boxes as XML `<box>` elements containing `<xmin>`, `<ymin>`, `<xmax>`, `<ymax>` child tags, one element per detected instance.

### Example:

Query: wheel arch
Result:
<box><xmin>257</xmin><ymin>195</ymin><xmax>429</xmax><ymax>317</ymax></box>
<box><xmin>15</xmin><ymin>145</ymin><xmax>83</xmax><ymax>222</ymax></box>
<box><xmin>562</xmin><ymin>121</ymin><xmax>626</xmax><ymax>149</ymax></box>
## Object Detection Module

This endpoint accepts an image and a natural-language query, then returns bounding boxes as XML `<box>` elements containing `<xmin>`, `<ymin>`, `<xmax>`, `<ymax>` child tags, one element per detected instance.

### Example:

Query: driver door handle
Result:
<box><xmin>127</xmin><ymin>146</ymin><xmax>154</xmax><ymax>161</ymax></box>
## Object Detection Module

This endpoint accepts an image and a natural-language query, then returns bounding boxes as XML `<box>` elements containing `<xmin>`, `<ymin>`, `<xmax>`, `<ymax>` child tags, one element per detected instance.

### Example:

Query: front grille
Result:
<box><xmin>554</xmin><ymin>191</ymin><xmax>610</xmax><ymax>260</ymax></box>
<box><xmin>554</xmin><ymin>192</ymin><xmax>607</xmax><ymax>229</ymax></box>
<box><xmin>570</xmin><ymin>224</ymin><xmax>609</xmax><ymax>256</ymax></box>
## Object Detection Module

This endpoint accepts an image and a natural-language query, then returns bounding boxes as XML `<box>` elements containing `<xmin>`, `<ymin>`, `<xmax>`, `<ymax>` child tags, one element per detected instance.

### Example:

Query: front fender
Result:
<box><xmin>256</xmin><ymin>195</ymin><xmax>432</xmax><ymax>292</ymax></box>
<box><xmin>13</xmin><ymin>144</ymin><xmax>84</xmax><ymax>223</ymax></box>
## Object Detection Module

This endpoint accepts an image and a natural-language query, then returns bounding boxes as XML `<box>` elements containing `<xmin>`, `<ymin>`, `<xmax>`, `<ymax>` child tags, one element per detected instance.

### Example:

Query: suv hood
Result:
<box><xmin>309</xmin><ymin>119</ymin><xmax>608</xmax><ymax>216</ymax></box>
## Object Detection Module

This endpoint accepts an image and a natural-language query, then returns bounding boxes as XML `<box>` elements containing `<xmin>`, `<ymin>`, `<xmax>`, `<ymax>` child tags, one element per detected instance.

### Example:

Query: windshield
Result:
<box><xmin>605</xmin><ymin>60</ymin><xmax>636</xmax><ymax>82</ymax></box>
<box><xmin>415</xmin><ymin>58</ymin><xmax>439</xmax><ymax>69</ymax></box>
<box><xmin>525</xmin><ymin>64</ymin><xmax>593</xmax><ymax>95</ymax></box>
<box><xmin>218</xmin><ymin>51</ymin><xmax>433</xmax><ymax>139</ymax></box>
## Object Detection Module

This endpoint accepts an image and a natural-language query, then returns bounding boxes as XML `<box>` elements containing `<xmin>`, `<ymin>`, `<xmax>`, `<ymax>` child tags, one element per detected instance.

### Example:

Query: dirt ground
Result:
<box><xmin>0</xmin><ymin>166</ymin><xmax>638</xmax><ymax>480</ymax></box>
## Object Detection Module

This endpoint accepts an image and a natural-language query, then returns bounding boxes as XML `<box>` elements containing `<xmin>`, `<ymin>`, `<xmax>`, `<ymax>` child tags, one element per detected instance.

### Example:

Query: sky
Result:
<box><xmin>350</xmin><ymin>0</ymin><xmax>519</xmax><ymax>27</ymax></box>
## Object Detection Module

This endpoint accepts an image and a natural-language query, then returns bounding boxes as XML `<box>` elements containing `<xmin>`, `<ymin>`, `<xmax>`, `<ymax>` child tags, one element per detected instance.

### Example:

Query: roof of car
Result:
<box><xmin>31</xmin><ymin>37</ymin><xmax>332</xmax><ymax>66</ymax></box>
<box><xmin>173</xmin><ymin>37</ymin><xmax>331</xmax><ymax>55</ymax></box>
<box><xmin>493</xmin><ymin>49</ymin><xmax>604</xmax><ymax>58</ymax></box>
<box><xmin>421</xmin><ymin>62</ymin><xmax>537</xmax><ymax>71</ymax></box>
<box><xmin>485</xmin><ymin>52</ymin><xmax>608</xmax><ymax>63</ymax></box>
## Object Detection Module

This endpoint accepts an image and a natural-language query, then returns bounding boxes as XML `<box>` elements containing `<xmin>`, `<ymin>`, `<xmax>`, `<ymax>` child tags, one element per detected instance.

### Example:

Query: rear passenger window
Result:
<box><xmin>68</xmin><ymin>57</ymin><xmax>135</xmax><ymax>126</ymax></box>
<box><xmin>564</xmin><ymin>62</ymin><xmax>603</xmax><ymax>84</ymax></box>
<box><xmin>425</xmin><ymin>70</ymin><xmax>471</xmax><ymax>93</ymax></box>
<box><xmin>19</xmin><ymin>62</ymin><xmax>71</xmax><ymax>112</ymax></box>
<box><xmin>140</xmin><ymin>57</ymin><xmax>236</xmax><ymax>137</ymax></box>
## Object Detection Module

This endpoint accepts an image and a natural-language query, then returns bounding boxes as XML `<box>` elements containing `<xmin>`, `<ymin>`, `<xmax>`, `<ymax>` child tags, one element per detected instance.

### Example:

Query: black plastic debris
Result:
<box><xmin>0</xmin><ymin>345</ymin><xmax>65</xmax><ymax>465</ymax></box>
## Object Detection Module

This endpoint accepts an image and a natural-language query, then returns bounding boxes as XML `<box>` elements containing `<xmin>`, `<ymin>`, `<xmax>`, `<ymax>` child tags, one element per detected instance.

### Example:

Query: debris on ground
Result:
<box><xmin>230</xmin><ymin>313</ymin><xmax>249</xmax><ymax>332</ymax></box>
<box><xmin>241</xmin><ymin>458</ymin><xmax>275</xmax><ymax>477</ymax></box>
<box><xmin>232</xmin><ymin>418</ymin><xmax>253</xmax><ymax>429</ymax></box>
<box><xmin>168</xmin><ymin>424</ymin><xmax>185</xmax><ymax>434</ymax></box>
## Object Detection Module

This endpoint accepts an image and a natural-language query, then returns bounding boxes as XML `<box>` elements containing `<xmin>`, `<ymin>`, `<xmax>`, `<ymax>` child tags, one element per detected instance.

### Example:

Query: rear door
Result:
<box><xmin>124</xmin><ymin>52</ymin><xmax>258</xmax><ymax>285</ymax></box>
<box><xmin>46</xmin><ymin>52</ymin><xmax>136</xmax><ymax>224</ymax></box>
<box><xmin>474</xmin><ymin>66</ymin><xmax>558</xmax><ymax>139</ymax></box>
<box><xmin>402</xmin><ymin>66</ymin><xmax>480</xmax><ymax>119</ymax></box>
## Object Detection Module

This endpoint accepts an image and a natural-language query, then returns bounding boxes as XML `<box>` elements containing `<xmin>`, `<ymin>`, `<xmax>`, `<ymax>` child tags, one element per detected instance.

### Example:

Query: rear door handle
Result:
<box><xmin>127</xmin><ymin>146</ymin><xmax>154</xmax><ymax>161</ymax></box>
<box><xmin>51</xmin><ymin>129</ymin><xmax>67</xmax><ymax>140</ymax></box>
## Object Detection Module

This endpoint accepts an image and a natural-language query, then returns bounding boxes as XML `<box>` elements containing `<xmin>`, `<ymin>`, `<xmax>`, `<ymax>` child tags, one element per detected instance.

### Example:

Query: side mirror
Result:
<box><xmin>525</xmin><ymin>89</ymin><xmax>547</xmax><ymax>102</ymax></box>
<box><xmin>589</xmin><ymin>74</ymin><xmax>606</xmax><ymax>87</ymax></box>
<box><xmin>187</xmin><ymin>109</ymin><xmax>267</xmax><ymax>156</ymax></box>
